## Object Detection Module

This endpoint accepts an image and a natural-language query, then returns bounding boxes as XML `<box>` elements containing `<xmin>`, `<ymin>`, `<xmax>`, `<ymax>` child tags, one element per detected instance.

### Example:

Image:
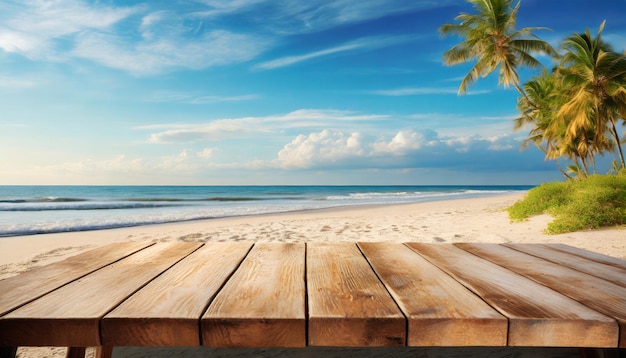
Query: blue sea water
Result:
<box><xmin>0</xmin><ymin>185</ymin><xmax>531</xmax><ymax>237</ymax></box>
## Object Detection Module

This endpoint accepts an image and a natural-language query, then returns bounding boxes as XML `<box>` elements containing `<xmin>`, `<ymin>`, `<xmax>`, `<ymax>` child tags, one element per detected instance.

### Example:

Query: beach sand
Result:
<box><xmin>2</xmin><ymin>193</ymin><xmax>625</xmax><ymax>357</ymax></box>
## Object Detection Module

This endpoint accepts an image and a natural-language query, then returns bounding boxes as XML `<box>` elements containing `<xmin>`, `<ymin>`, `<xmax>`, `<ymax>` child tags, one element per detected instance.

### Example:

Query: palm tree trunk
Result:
<box><xmin>610</xmin><ymin>120</ymin><xmax>626</xmax><ymax>168</ymax></box>
<box><xmin>555</xmin><ymin>158</ymin><xmax>572</xmax><ymax>179</ymax></box>
<box><xmin>580</xmin><ymin>156</ymin><xmax>590</xmax><ymax>177</ymax></box>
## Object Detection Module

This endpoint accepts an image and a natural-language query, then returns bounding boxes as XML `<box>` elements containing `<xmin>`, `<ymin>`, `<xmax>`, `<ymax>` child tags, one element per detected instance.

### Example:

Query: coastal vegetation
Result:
<box><xmin>508</xmin><ymin>173</ymin><xmax>626</xmax><ymax>233</ymax></box>
<box><xmin>441</xmin><ymin>0</ymin><xmax>626</xmax><ymax>232</ymax></box>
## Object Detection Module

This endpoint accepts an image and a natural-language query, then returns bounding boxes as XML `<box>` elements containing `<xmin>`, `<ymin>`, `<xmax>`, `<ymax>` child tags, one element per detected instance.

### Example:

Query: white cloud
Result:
<box><xmin>277</xmin><ymin>130</ymin><xmax>365</xmax><ymax>169</ymax></box>
<box><xmin>255</xmin><ymin>43</ymin><xmax>363</xmax><ymax>70</ymax></box>
<box><xmin>0</xmin><ymin>0</ymin><xmax>138</xmax><ymax>60</ymax></box>
<box><xmin>143</xmin><ymin>91</ymin><xmax>259</xmax><ymax>104</ymax></box>
<box><xmin>276</xmin><ymin>129</ymin><xmax>526</xmax><ymax>170</ymax></box>
<box><xmin>145</xmin><ymin>109</ymin><xmax>389</xmax><ymax>143</ymax></box>
<box><xmin>372</xmin><ymin>130</ymin><xmax>425</xmax><ymax>154</ymax></box>
<box><xmin>189</xmin><ymin>94</ymin><xmax>260</xmax><ymax>104</ymax></box>
<box><xmin>148</xmin><ymin>119</ymin><xmax>252</xmax><ymax>143</ymax></box>
<box><xmin>0</xmin><ymin>1</ymin><xmax>273</xmax><ymax>75</ymax></box>
<box><xmin>197</xmin><ymin>148</ymin><xmax>217</xmax><ymax>158</ymax></box>
<box><xmin>371</xmin><ymin>87</ymin><xmax>492</xmax><ymax>96</ymax></box>
<box><xmin>0</xmin><ymin>0</ymin><xmax>451</xmax><ymax>75</ymax></box>
<box><xmin>191</xmin><ymin>0</ymin><xmax>266</xmax><ymax>17</ymax></box>
<box><xmin>73</xmin><ymin>30</ymin><xmax>270</xmax><ymax>76</ymax></box>
<box><xmin>237</xmin><ymin>0</ymin><xmax>457</xmax><ymax>34</ymax></box>
<box><xmin>254</xmin><ymin>35</ymin><xmax>417</xmax><ymax>70</ymax></box>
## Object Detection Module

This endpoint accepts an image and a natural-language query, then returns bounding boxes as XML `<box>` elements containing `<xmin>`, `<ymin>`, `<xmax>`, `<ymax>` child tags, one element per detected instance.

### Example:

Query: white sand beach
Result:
<box><xmin>2</xmin><ymin>193</ymin><xmax>625</xmax><ymax>357</ymax></box>
<box><xmin>2</xmin><ymin>193</ymin><xmax>624</xmax><ymax>278</ymax></box>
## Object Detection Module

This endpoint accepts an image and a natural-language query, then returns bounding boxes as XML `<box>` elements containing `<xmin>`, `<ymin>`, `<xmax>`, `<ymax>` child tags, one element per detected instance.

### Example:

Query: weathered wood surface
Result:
<box><xmin>201</xmin><ymin>243</ymin><xmax>306</xmax><ymax>348</ymax></box>
<box><xmin>406</xmin><ymin>243</ymin><xmax>617</xmax><ymax>347</ymax></box>
<box><xmin>307</xmin><ymin>242</ymin><xmax>405</xmax><ymax>347</ymax></box>
<box><xmin>102</xmin><ymin>242</ymin><xmax>252</xmax><ymax>346</ymax></box>
<box><xmin>0</xmin><ymin>242</ymin><xmax>201</xmax><ymax>347</ymax></box>
<box><xmin>505</xmin><ymin>244</ymin><xmax>626</xmax><ymax>288</ymax></box>
<box><xmin>358</xmin><ymin>242</ymin><xmax>507</xmax><ymax>346</ymax></box>
<box><xmin>546</xmin><ymin>244</ymin><xmax>626</xmax><ymax>270</ymax></box>
<box><xmin>0</xmin><ymin>241</ymin><xmax>152</xmax><ymax>316</ymax></box>
<box><xmin>458</xmin><ymin>243</ymin><xmax>626</xmax><ymax>348</ymax></box>
<box><xmin>1</xmin><ymin>242</ymin><xmax>624</xmax><ymax>351</ymax></box>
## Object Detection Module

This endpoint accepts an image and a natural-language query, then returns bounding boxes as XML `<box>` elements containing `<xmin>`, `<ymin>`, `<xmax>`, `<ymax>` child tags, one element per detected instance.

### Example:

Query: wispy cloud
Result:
<box><xmin>0</xmin><ymin>1</ymin><xmax>450</xmax><ymax>75</ymax></box>
<box><xmin>233</xmin><ymin>0</ymin><xmax>458</xmax><ymax>34</ymax></box>
<box><xmin>73</xmin><ymin>30</ymin><xmax>271</xmax><ymax>76</ymax></box>
<box><xmin>371</xmin><ymin>87</ymin><xmax>491</xmax><ymax>96</ymax></box>
<box><xmin>143</xmin><ymin>91</ymin><xmax>260</xmax><ymax>104</ymax></box>
<box><xmin>0</xmin><ymin>1</ymin><xmax>273</xmax><ymax>75</ymax></box>
<box><xmin>143</xmin><ymin>109</ymin><xmax>389</xmax><ymax>143</ymax></box>
<box><xmin>254</xmin><ymin>43</ymin><xmax>362</xmax><ymax>70</ymax></box>
<box><xmin>189</xmin><ymin>95</ymin><xmax>260</xmax><ymax>104</ymax></box>
<box><xmin>0</xmin><ymin>0</ymin><xmax>138</xmax><ymax>61</ymax></box>
<box><xmin>190</xmin><ymin>0</ymin><xmax>267</xmax><ymax>17</ymax></box>
<box><xmin>254</xmin><ymin>35</ymin><xmax>418</xmax><ymax>70</ymax></box>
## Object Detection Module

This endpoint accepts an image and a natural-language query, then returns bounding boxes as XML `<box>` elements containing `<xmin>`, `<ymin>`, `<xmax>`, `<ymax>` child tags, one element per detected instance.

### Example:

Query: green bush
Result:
<box><xmin>508</xmin><ymin>174</ymin><xmax>626</xmax><ymax>234</ymax></box>
<box><xmin>508</xmin><ymin>181</ymin><xmax>570</xmax><ymax>220</ymax></box>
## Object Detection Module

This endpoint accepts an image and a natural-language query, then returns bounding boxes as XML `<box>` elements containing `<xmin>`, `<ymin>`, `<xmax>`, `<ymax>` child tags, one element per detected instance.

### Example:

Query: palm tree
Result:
<box><xmin>514</xmin><ymin>70</ymin><xmax>572</xmax><ymax>178</ymax></box>
<box><xmin>440</xmin><ymin>0</ymin><xmax>556</xmax><ymax>98</ymax></box>
<box><xmin>557</xmin><ymin>21</ymin><xmax>626</xmax><ymax>169</ymax></box>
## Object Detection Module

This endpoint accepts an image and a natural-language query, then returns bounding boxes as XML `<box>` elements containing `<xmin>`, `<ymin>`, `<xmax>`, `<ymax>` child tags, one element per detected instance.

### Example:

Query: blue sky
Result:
<box><xmin>1</xmin><ymin>0</ymin><xmax>625</xmax><ymax>185</ymax></box>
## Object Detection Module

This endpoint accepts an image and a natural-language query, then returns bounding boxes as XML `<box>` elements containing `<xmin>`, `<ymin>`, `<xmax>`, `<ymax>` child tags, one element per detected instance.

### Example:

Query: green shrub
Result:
<box><xmin>508</xmin><ymin>174</ymin><xmax>626</xmax><ymax>234</ymax></box>
<box><xmin>508</xmin><ymin>181</ymin><xmax>569</xmax><ymax>220</ymax></box>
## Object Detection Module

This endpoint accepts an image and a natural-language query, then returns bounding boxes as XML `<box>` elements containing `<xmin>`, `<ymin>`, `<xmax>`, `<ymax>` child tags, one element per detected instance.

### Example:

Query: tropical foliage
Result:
<box><xmin>439</xmin><ymin>0</ymin><xmax>555</xmax><ymax>96</ymax></box>
<box><xmin>508</xmin><ymin>173</ymin><xmax>626</xmax><ymax>233</ymax></box>
<box><xmin>442</xmin><ymin>0</ymin><xmax>626</xmax><ymax>178</ymax></box>
<box><xmin>516</xmin><ymin>22</ymin><xmax>626</xmax><ymax>177</ymax></box>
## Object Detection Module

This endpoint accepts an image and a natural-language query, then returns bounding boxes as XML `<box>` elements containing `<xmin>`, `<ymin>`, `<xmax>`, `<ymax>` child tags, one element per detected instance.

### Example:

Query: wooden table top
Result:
<box><xmin>0</xmin><ymin>242</ymin><xmax>624</xmax><ymax>349</ymax></box>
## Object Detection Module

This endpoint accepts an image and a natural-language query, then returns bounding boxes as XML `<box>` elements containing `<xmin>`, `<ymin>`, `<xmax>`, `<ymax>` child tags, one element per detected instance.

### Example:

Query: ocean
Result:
<box><xmin>0</xmin><ymin>185</ymin><xmax>531</xmax><ymax>237</ymax></box>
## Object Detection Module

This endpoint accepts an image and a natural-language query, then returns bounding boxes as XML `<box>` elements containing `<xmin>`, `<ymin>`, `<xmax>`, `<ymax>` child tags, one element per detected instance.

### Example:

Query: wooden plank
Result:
<box><xmin>94</xmin><ymin>346</ymin><xmax>113</xmax><ymax>358</ymax></box>
<box><xmin>406</xmin><ymin>243</ymin><xmax>617</xmax><ymax>347</ymax></box>
<box><xmin>358</xmin><ymin>242</ymin><xmax>507</xmax><ymax>346</ymax></box>
<box><xmin>0</xmin><ymin>242</ymin><xmax>201</xmax><ymax>347</ymax></box>
<box><xmin>0</xmin><ymin>242</ymin><xmax>152</xmax><ymax>316</ymax></box>
<box><xmin>102</xmin><ymin>242</ymin><xmax>252</xmax><ymax>346</ymax></box>
<box><xmin>201</xmin><ymin>243</ymin><xmax>305</xmax><ymax>348</ymax></box>
<box><xmin>307</xmin><ymin>242</ymin><xmax>405</xmax><ymax>347</ymax></box>
<box><xmin>545</xmin><ymin>244</ymin><xmax>626</xmax><ymax>270</ymax></box>
<box><xmin>458</xmin><ymin>243</ymin><xmax>626</xmax><ymax>348</ymax></box>
<box><xmin>505</xmin><ymin>244</ymin><xmax>626</xmax><ymax>288</ymax></box>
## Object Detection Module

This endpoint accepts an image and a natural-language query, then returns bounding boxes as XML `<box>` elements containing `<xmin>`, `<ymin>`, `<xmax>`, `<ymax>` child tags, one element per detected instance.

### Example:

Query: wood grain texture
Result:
<box><xmin>358</xmin><ymin>242</ymin><xmax>507</xmax><ymax>346</ymax></box>
<box><xmin>0</xmin><ymin>242</ymin><xmax>152</xmax><ymax>316</ymax></box>
<box><xmin>94</xmin><ymin>346</ymin><xmax>113</xmax><ymax>358</ymax></box>
<box><xmin>543</xmin><ymin>244</ymin><xmax>626</xmax><ymax>271</ymax></box>
<box><xmin>407</xmin><ymin>243</ymin><xmax>617</xmax><ymax>347</ymax></box>
<box><xmin>307</xmin><ymin>242</ymin><xmax>405</xmax><ymax>347</ymax></box>
<box><xmin>102</xmin><ymin>242</ymin><xmax>252</xmax><ymax>346</ymax></box>
<box><xmin>201</xmin><ymin>243</ymin><xmax>305</xmax><ymax>348</ymax></box>
<box><xmin>458</xmin><ymin>243</ymin><xmax>625</xmax><ymax>348</ymax></box>
<box><xmin>505</xmin><ymin>244</ymin><xmax>626</xmax><ymax>288</ymax></box>
<box><xmin>0</xmin><ymin>242</ymin><xmax>201</xmax><ymax>347</ymax></box>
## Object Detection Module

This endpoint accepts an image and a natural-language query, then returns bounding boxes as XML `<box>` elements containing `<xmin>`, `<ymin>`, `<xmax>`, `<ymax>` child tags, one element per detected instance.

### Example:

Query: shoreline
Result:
<box><xmin>0</xmin><ymin>189</ymin><xmax>530</xmax><ymax>238</ymax></box>
<box><xmin>2</xmin><ymin>192</ymin><xmax>625</xmax><ymax>280</ymax></box>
